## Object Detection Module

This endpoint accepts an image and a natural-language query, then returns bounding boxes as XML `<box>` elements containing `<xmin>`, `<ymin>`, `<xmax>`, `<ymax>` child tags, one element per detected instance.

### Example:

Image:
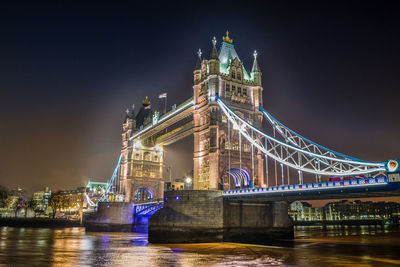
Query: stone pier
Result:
<box><xmin>85</xmin><ymin>202</ymin><xmax>134</xmax><ymax>232</ymax></box>
<box><xmin>149</xmin><ymin>190</ymin><xmax>224</xmax><ymax>243</ymax></box>
<box><xmin>223</xmin><ymin>200</ymin><xmax>293</xmax><ymax>244</ymax></box>
<box><xmin>149</xmin><ymin>190</ymin><xmax>294</xmax><ymax>244</ymax></box>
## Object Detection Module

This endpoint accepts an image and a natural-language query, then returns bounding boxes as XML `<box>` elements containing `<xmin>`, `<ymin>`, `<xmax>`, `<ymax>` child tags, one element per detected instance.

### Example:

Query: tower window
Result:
<box><xmin>237</xmin><ymin>73</ymin><xmax>241</xmax><ymax>80</ymax></box>
<box><xmin>231</xmin><ymin>71</ymin><xmax>236</xmax><ymax>79</ymax></box>
<box><xmin>225</xmin><ymin>83</ymin><xmax>230</xmax><ymax>92</ymax></box>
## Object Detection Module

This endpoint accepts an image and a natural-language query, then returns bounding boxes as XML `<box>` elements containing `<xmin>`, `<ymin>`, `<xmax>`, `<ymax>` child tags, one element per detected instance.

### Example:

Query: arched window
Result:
<box><xmin>237</xmin><ymin>73</ymin><xmax>241</xmax><ymax>80</ymax></box>
<box><xmin>231</xmin><ymin>71</ymin><xmax>236</xmax><ymax>79</ymax></box>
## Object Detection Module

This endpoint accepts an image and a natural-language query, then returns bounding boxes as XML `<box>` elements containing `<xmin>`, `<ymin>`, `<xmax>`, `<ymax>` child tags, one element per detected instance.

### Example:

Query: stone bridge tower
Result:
<box><xmin>193</xmin><ymin>32</ymin><xmax>264</xmax><ymax>190</ymax></box>
<box><xmin>119</xmin><ymin>97</ymin><xmax>164</xmax><ymax>202</ymax></box>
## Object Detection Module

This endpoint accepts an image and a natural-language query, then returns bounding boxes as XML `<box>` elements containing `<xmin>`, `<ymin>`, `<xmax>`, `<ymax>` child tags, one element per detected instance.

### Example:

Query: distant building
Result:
<box><xmin>10</xmin><ymin>187</ymin><xmax>26</xmax><ymax>200</ymax></box>
<box><xmin>290</xmin><ymin>201</ymin><xmax>322</xmax><ymax>221</ymax></box>
<box><xmin>86</xmin><ymin>180</ymin><xmax>107</xmax><ymax>195</ymax></box>
<box><xmin>323</xmin><ymin>200</ymin><xmax>400</xmax><ymax>220</ymax></box>
<box><xmin>165</xmin><ymin>182</ymin><xmax>184</xmax><ymax>191</ymax></box>
<box><xmin>289</xmin><ymin>200</ymin><xmax>400</xmax><ymax>222</ymax></box>
<box><xmin>32</xmin><ymin>187</ymin><xmax>51</xmax><ymax>214</ymax></box>
<box><xmin>52</xmin><ymin>187</ymin><xmax>86</xmax><ymax>218</ymax></box>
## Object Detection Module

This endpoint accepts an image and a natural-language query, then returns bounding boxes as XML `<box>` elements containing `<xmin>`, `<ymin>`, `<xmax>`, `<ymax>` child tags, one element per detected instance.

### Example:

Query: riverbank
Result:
<box><xmin>0</xmin><ymin>218</ymin><xmax>82</xmax><ymax>228</ymax></box>
<box><xmin>294</xmin><ymin>219</ymin><xmax>394</xmax><ymax>226</ymax></box>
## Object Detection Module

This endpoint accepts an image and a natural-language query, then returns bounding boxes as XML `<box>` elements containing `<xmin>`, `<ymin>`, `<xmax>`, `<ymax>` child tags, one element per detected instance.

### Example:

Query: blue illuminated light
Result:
<box><xmin>176</xmin><ymin>196</ymin><xmax>180</xmax><ymax>200</ymax></box>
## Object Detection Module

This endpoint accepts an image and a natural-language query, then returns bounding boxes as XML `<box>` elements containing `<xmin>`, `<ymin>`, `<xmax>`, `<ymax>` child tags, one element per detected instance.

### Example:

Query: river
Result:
<box><xmin>1</xmin><ymin>225</ymin><xmax>399</xmax><ymax>266</ymax></box>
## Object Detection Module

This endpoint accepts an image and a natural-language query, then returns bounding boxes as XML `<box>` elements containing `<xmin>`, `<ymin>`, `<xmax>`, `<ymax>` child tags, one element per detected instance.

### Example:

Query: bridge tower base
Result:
<box><xmin>85</xmin><ymin>202</ymin><xmax>134</xmax><ymax>232</ymax></box>
<box><xmin>149</xmin><ymin>190</ymin><xmax>224</xmax><ymax>243</ymax></box>
<box><xmin>223</xmin><ymin>200</ymin><xmax>294</xmax><ymax>244</ymax></box>
<box><xmin>148</xmin><ymin>191</ymin><xmax>294</xmax><ymax>244</ymax></box>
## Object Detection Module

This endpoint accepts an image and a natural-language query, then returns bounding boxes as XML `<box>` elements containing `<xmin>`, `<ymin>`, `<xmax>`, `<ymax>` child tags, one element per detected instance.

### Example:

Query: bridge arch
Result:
<box><xmin>134</xmin><ymin>187</ymin><xmax>155</xmax><ymax>202</ymax></box>
<box><xmin>227</xmin><ymin>168</ymin><xmax>251</xmax><ymax>188</ymax></box>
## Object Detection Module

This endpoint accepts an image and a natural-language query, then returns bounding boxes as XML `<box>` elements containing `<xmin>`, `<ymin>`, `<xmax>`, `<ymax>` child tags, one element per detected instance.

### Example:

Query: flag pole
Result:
<box><xmin>164</xmin><ymin>94</ymin><xmax>167</xmax><ymax>114</ymax></box>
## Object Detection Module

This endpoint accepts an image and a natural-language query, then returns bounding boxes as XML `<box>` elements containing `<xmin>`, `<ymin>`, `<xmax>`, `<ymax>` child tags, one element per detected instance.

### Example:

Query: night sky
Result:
<box><xmin>1</xmin><ymin>1</ymin><xmax>400</xmax><ymax>201</ymax></box>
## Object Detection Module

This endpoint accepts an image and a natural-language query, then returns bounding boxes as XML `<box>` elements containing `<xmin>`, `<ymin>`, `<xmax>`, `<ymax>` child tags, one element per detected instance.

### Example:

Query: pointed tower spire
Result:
<box><xmin>251</xmin><ymin>50</ymin><xmax>260</xmax><ymax>73</ymax></box>
<box><xmin>195</xmin><ymin>48</ymin><xmax>202</xmax><ymax>70</ymax></box>
<box><xmin>210</xmin><ymin>36</ymin><xmax>218</xmax><ymax>60</ymax></box>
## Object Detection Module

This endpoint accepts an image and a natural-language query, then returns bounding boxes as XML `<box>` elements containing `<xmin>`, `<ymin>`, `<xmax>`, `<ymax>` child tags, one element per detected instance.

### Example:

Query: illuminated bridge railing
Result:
<box><xmin>223</xmin><ymin>177</ymin><xmax>388</xmax><ymax>196</ymax></box>
<box><xmin>134</xmin><ymin>200</ymin><xmax>164</xmax><ymax>216</ymax></box>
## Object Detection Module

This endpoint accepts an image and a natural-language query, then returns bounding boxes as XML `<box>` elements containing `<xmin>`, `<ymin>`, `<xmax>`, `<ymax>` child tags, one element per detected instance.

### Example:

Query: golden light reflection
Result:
<box><xmin>0</xmin><ymin>226</ymin><xmax>399</xmax><ymax>266</ymax></box>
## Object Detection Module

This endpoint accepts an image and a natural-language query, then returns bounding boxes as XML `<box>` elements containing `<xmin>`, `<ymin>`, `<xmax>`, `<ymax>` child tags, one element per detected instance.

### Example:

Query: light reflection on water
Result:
<box><xmin>0</xmin><ymin>225</ymin><xmax>399</xmax><ymax>266</ymax></box>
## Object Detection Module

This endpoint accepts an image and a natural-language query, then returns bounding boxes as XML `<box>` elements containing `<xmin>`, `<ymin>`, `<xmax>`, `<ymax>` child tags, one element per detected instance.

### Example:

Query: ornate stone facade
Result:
<box><xmin>119</xmin><ymin>100</ymin><xmax>164</xmax><ymax>203</ymax></box>
<box><xmin>119</xmin><ymin>32</ymin><xmax>265</xmax><ymax>200</ymax></box>
<box><xmin>193</xmin><ymin>32</ymin><xmax>264</xmax><ymax>190</ymax></box>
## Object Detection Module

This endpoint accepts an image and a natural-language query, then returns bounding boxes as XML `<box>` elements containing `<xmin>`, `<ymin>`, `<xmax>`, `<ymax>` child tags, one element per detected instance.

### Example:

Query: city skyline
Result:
<box><xmin>1</xmin><ymin>1</ymin><xmax>400</xmax><ymax>198</ymax></box>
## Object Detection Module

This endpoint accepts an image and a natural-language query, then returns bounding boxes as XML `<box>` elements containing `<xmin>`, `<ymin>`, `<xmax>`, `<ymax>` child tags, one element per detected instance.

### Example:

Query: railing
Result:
<box><xmin>223</xmin><ymin>177</ymin><xmax>388</xmax><ymax>196</ymax></box>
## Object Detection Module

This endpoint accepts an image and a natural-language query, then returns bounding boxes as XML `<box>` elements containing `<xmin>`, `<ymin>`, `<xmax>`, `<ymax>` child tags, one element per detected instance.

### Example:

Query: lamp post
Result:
<box><xmin>185</xmin><ymin>177</ymin><xmax>192</xmax><ymax>190</ymax></box>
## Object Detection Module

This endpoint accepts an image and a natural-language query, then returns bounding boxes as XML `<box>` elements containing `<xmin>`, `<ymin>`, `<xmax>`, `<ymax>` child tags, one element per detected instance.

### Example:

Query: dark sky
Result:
<box><xmin>1</xmin><ymin>1</ymin><xmax>400</xmax><ymax>199</ymax></box>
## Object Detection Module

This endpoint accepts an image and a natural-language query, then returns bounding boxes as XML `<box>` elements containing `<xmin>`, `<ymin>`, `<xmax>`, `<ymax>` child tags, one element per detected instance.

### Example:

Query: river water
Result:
<box><xmin>1</xmin><ymin>225</ymin><xmax>400</xmax><ymax>266</ymax></box>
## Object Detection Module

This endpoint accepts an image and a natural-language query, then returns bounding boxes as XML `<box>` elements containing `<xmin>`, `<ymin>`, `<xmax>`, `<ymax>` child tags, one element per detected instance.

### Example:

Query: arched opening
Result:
<box><xmin>226</xmin><ymin>168</ymin><xmax>251</xmax><ymax>188</ymax></box>
<box><xmin>134</xmin><ymin>187</ymin><xmax>154</xmax><ymax>202</ymax></box>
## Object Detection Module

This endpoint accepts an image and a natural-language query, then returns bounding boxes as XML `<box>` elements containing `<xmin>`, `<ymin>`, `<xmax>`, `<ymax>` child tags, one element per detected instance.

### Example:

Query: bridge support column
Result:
<box><xmin>223</xmin><ymin>200</ymin><xmax>293</xmax><ymax>244</ymax></box>
<box><xmin>85</xmin><ymin>202</ymin><xmax>134</xmax><ymax>232</ymax></box>
<box><xmin>149</xmin><ymin>191</ymin><xmax>294</xmax><ymax>244</ymax></box>
<box><xmin>149</xmin><ymin>190</ymin><xmax>224</xmax><ymax>243</ymax></box>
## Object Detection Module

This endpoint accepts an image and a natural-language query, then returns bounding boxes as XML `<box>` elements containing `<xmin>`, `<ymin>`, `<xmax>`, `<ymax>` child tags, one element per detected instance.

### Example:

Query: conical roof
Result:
<box><xmin>195</xmin><ymin>49</ymin><xmax>202</xmax><ymax>70</ymax></box>
<box><xmin>251</xmin><ymin>50</ymin><xmax>260</xmax><ymax>73</ymax></box>
<box><xmin>210</xmin><ymin>37</ymin><xmax>218</xmax><ymax>60</ymax></box>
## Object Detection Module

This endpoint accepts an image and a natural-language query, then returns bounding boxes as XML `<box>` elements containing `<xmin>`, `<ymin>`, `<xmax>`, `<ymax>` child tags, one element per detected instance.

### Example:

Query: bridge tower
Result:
<box><xmin>193</xmin><ymin>32</ymin><xmax>265</xmax><ymax>190</ymax></box>
<box><xmin>119</xmin><ymin>98</ymin><xmax>164</xmax><ymax>202</ymax></box>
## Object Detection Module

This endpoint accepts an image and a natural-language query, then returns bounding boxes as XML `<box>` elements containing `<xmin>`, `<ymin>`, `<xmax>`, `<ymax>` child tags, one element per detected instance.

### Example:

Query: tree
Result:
<box><xmin>48</xmin><ymin>193</ymin><xmax>63</xmax><ymax>219</ymax></box>
<box><xmin>0</xmin><ymin>185</ymin><xmax>9</xmax><ymax>208</ymax></box>
<box><xmin>28</xmin><ymin>199</ymin><xmax>40</xmax><ymax>218</ymax></box>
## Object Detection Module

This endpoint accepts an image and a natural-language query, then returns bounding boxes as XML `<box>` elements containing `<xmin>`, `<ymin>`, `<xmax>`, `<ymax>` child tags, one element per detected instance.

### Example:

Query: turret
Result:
<box><xmin>251</xmin><ymin>50</ymin><xmax>262</xmax><ymax>86</ymax></box>
<box><xmin>193</xmin><ymin>48</ymin><xmax>202</xmax><ymax>83</ymax></box>
<box><xmin>135</xmin><ymin>96</ymin><xmax>153</xmax><ymax>128</ymax></box>
<box><xmin>208</xmin><ymin>37</ymin><xmax>219</xmax><ymax>75</ymax></box>
<box><xmin>122</xmin><ymin>104</ymin><xmax>135</xmax><ymax>152</ymax></box>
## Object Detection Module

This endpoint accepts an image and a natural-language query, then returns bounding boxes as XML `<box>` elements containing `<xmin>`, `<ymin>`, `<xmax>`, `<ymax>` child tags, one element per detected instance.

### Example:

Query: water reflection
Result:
<box><xmin>0</xmin><ymin>226</ymin><xmax>399</xmax><ymax>266</ymax></box>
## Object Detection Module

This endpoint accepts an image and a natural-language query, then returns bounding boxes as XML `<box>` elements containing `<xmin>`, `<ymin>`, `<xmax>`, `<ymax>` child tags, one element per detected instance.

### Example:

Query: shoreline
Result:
<box><xmin>0</xmin><ymin>218</ymin><xmax>82</xmax><ymax>228</ymax></box>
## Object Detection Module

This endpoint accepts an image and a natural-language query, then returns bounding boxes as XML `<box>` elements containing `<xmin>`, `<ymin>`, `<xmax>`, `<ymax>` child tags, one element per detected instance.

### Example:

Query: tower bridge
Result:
<box><xmin>86</xmin><ymin>32</ymin><xmax>400</xmax><ymax>243</ymax></box>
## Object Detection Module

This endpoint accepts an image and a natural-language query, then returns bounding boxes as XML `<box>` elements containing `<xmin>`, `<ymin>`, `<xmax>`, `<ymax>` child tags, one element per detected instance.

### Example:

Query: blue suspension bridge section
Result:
<box><xmin>215</xmin><ymin>95</ymin><xmax>399</xmax><ymax>197</ymax></box>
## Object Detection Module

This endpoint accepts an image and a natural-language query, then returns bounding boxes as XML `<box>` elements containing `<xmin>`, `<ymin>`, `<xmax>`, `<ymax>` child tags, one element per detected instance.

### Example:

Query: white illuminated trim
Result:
<box><xmin>133</xmin><ymin>200</ymin><xmax>163</xmax><ymax>206</ymax></box>
<box><xmin>86</xmin><ymin>155</ymin><xmax>122</xmax><ymax>207</ymax></box>
<box><xmin>261</xmin><ymin>109</ymin><xmax>369</xmax><ymax>165</ymax></box>
<box><xmin>223</xmin><ymin>178</ymin><xmax>388</xmax><ymax>196</ymax></box>
<box><xmin>129</xmin><ymin>99</ymin><xmax>194</xmax><ymax>141</ymax></box>
<box><xmin>217</xmin><ymin>99</ymin><xmax>384</xmax><ymax>169</ymax></box>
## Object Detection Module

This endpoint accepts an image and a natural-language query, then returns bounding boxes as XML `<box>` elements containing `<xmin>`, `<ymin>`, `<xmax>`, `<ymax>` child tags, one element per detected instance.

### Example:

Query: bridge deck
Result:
<box><xmin>223</xmin><ymin>177</ymin><xmax>400</xmax><ymax>201</ymax></box>
<box><xmin>130</xmin><ymin>97</ymin><xmax>194</xmax><ymax>142</ymax></box>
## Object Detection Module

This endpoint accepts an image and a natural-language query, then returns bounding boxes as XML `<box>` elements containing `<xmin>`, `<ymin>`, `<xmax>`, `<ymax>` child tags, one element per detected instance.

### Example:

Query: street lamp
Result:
<box><xmin>185</xmin><ymin>177</ymin><xmax>192</xmax><ymax>190</ymax></box>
